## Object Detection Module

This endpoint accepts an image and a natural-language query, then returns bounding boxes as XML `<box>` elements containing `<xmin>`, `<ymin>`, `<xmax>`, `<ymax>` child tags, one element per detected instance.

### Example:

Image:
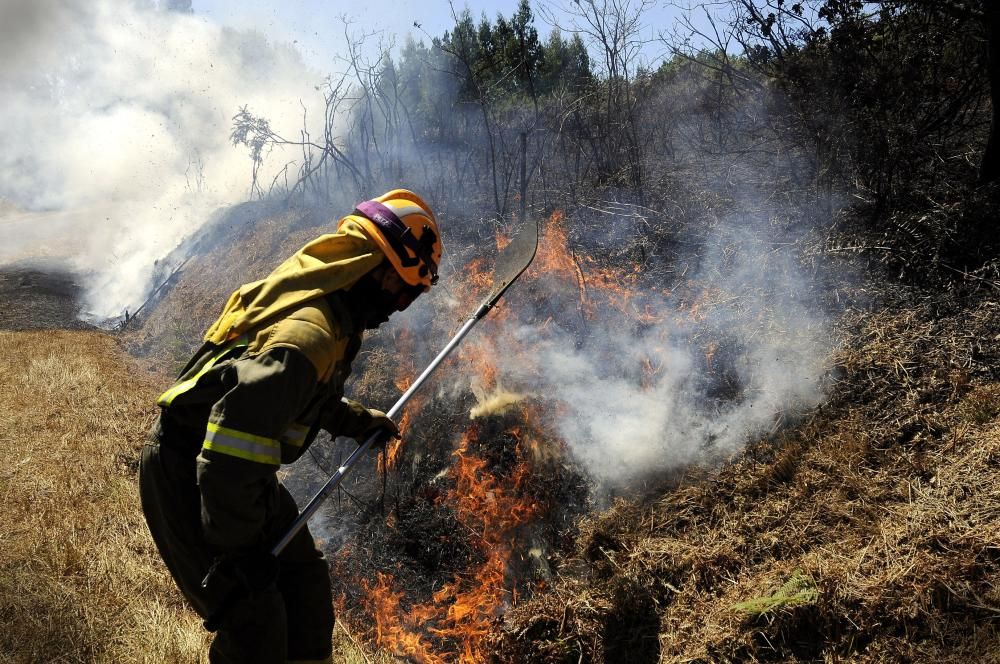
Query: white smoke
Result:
<box><xmin>0</xmin><ymin>0</ymin><xmax>325</xmax><ymax>319</ymax></box>
<box><xmin>484</xmin><ymin>214</ymin><xmax>832</xmax><ymax>487</ymax></box>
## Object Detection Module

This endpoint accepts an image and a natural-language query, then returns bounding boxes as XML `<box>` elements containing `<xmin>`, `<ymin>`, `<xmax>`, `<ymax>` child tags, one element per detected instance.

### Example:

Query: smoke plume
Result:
<box><xmin>479</xmin><ymin>212</ymin><xmax>833</xmax><ymax>488</ymax></box>
<box><xmin>0</xmin><ymin>0</ymin><xmax>324</xmax><ymax>320</ymax></box>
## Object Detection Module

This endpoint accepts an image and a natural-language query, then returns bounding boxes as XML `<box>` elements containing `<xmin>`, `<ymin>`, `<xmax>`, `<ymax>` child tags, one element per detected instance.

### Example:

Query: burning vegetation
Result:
<box><xmin>289</xmin><ymin>206</ymin><xmax>832</xmax><ymax>662</ymax></box>
<box><xmin>94</xmin><ymin>182</ymin><xmax>998</xmax><ymax>663</ymax></box>
<box><xmin>490</xmin><ymin>295</ymin><xmax>1000</xmax><ymax>663</ymax></box>
<box><xmin>324</xmin><ymin>214</ymin><xmax>590</xmax><ymax>662</ymax></box>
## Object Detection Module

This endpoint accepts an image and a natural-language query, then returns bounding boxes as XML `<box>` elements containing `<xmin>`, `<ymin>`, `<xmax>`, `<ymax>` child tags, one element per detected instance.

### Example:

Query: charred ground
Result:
<box><xmin>0</xmin><ymin>265</ymin><xmax>93</xmax><ymax>331</ymax></box>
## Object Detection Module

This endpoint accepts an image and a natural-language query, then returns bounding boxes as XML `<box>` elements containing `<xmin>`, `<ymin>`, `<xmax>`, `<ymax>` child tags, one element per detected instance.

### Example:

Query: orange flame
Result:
<box><xmin>358</xmin><ymin>427</ymin><xmax>540</xmax><ymax>662</ymax></box>
<box><xmin>378</xmin><ymin>436</ymin><xmax>405</xmax><ymax>475</ymax></box>
<box><xmin>496</xmin><ymin>227</ymin><xmax>512</xmax><ymax>251</ymax></box>
<box><xmin>523</xmin><ymin>210</ymin><xmax>664</xmax><ymax>324</ymax></box>
<box><xmin>361</xmin><ymin>573</ymin><xmax>445</xmax><ymax>664</ymax></box>
<box><xmin>394</xmin><ymin>327</ymin><xmax>417</xmax><ymax>393</ymax></box>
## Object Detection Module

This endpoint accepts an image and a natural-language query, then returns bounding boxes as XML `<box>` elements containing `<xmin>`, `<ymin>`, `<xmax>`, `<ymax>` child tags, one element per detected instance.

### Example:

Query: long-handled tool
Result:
<box><xmin>202</xmin><ymin>214</ymin><xmax>540</xmax><ymax>630</ymax></box>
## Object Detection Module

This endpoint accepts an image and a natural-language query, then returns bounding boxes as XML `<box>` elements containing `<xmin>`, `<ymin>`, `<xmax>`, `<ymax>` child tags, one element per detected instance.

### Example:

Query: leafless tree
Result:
<box><xmin>540</xmin><ymin>0</ymin><xmax>654</xmax><ymax>192</ymax></box>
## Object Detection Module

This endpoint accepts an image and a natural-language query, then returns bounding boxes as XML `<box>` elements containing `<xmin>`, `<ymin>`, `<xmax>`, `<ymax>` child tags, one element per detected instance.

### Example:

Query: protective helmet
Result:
<box><xmin>343</xmin><ymin>189</ymin><xmax>442</xmax><ymax>289</ymax></box>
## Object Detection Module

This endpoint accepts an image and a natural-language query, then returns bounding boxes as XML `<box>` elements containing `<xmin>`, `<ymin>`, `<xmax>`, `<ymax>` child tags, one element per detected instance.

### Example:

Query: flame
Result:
<box><xmin>362</xmin><ymin>573</ymin><xmax>445</xmax><ymax>664</ymax></box>
<box><xmin>474</xmin><ymin>350</ymin><xmax>499</xmax><ymax>393</ymax></box>
<box><xmin>523</xmin><ymin>210</ymin><xmax>665</xmax><ymax>324</ymax></box>
<box><xmin>394</xmin><ymin>327</ymin><xmax>417</xmax><ymax>392</ymax></box>
<box><xmin>378</xmin><ymin>436</ymin><xmax>405</xmax><ymax>474</ymax></box>
<box><xmin>358</xmin><ymin>427</ymin><xmax>540</xmax><ymax>663</ymax></box>
<box><xmin>448</xmin><ymin>430</ymin><xmax>538</xmax><ymax>533</ymax></box>
<box><xmin>496</xmin><ymin>227</ymin><xmax>512</xmax><ymax>251</ymax></box>
<box><xmin>531</xmin><ymin>212</ymin><xmax>584</xmax><ymax>303</ymax></box>
<box><xmin>457</xmin><ymin>256</ymin><xmax>494</xmax><ymax>314</ymax></box>
<box><xmin>383</xmin><ymin>327</ymin><xmax>422</xmax><ymax>474</ymax></box>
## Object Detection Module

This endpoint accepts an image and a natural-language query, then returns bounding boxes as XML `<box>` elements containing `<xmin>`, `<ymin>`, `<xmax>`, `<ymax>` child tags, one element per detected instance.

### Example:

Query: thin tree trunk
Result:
<box><xmin>980</xmin><ymin>7</ymin><xmax>1000</xmax><ymax>183</ymax></box>
<box><xmin>519</xmin><ymin>131</ymin><xmax>527</xmax><ymax>224</ymax></box>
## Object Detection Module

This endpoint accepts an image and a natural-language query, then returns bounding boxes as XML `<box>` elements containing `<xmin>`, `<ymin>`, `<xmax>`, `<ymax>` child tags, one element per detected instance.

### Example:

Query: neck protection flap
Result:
<box><xmin>203</xmin><ymin>219</ymin><xmax>384</xmax><ymax>345</ymax></box>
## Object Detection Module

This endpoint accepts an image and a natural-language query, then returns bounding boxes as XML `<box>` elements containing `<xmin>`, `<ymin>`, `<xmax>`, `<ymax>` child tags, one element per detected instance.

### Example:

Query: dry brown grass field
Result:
<box><xmin>0</xmin><ymin>330</ymin><xmax>389</xmax><ymax>664</ymax></box>
<box><xmin>0</xmin><ymin>330</ymin><xmax>209</xmax><ymax>663</ymax></box>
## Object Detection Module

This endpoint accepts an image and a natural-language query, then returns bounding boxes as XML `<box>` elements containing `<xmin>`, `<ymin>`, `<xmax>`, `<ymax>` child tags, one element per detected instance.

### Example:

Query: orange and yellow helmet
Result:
<box><xmin>343</xmin><ymin>189</ymin><xmax>442</xmax><ymax>289</ymax></box>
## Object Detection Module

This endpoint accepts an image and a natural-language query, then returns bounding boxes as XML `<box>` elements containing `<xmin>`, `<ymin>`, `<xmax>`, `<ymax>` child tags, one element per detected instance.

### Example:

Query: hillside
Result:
<box><xmin>106</xmin><ymin>190</ymin><xmax>997</xmax><ymax>663</ymax></box>
<box><xmin>5</xmin><ymin>220</ymin><xmax>997</xmax><ymax>664</ymax></box>
<box><xmin>495</xmin><ymin>287</ymin><xmax>1000</xmax><ymax>662</ymax></box>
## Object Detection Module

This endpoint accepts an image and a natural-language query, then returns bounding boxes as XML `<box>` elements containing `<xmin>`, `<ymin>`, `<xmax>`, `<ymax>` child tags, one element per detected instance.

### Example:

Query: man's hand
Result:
<box><xmin>363</xmin><ymin>409</ymin><xmax>400</xmax><ymax>441</ymax></box>
<box><xmin>326</xmin><ymin>398</ymin><xmax>400</xmax><ymax>443</ymax></box>
<box><xmin>202</xmin><ymin>550</ymin><xmax>279</xmax><ymax>596</ymax></box>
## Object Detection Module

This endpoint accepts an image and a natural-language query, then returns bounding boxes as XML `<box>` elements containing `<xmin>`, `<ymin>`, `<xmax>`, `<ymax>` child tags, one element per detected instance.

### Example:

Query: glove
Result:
<box><xmin>362</xmin><ymin>408</ymin><xmax>400</xmax><ymax>442</ymax></box>
<box><xmin>202</xmin><ymin>551</ymin><xmax>279</xmax><ymax>596</ymax></box>
<box><xmin>201</xmin><ymin>551</ymin><xmax>279</xmax><ymax>632</ymax></box>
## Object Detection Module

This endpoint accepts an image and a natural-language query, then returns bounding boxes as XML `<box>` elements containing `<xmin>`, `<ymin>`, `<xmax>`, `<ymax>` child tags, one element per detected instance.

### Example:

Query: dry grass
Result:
<box><xmin>0</xmin><ymin>330</ymin><xmax>208</xmax><ymax>663</ymax></box>
<box><xmin>492</xmin><ymin>293</ymin><xmax>1000</xmax><ymax>663</ymax></box>
<box><xmin>0</xmin><ymin>330</ymin><xmax>392</xmax><ymax>663</ymax></box>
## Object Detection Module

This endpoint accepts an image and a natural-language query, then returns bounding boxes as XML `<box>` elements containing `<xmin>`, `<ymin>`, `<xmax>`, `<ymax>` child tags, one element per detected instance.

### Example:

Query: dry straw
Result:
<box><xmin>491</xmin><ymin>294</ymin><xmax>1000</xmax><ymax>663</ymax></box>
<box><xmin>0</xmin><ymin>330</ymin><xmax>209</xmax><ymax>663</ymax></box>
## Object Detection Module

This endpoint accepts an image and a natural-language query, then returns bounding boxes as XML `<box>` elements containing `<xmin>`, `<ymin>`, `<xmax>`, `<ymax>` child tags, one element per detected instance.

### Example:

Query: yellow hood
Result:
<box><xmin>204</xmin><ymin>218</ymin><xmax>384</xmax><ymax>345</ymax></box>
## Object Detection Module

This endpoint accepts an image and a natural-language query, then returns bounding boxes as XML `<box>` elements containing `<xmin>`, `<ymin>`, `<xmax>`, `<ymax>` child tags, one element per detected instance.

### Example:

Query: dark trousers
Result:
<box><xmin>139</xmin><ymin>435</ymin><xmax>334</xmax><ymax>663</ymax></box>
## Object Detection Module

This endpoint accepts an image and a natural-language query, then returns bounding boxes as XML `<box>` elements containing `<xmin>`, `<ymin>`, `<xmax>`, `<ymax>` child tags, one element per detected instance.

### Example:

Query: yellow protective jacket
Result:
<box><xmin>154</xmin><ymin>219</ymin><xmax>387</xmax><ymax>555</ymax></box>
<box><xmin>154</xmin><ymin>291</ymin><xmax>375</xmax><ymax>554</ymax></box>
<box><xmin>203</xmin><ymin>218</ymin><xmax>382</xmax><ymax>346</ymax></box>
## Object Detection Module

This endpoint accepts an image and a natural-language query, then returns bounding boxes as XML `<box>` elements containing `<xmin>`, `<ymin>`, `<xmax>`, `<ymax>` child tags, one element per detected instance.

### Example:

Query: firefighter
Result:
<box><xmin>139</xmin><ymin>189</ymin><xmax>442</xmax><ymax>664</ymax></box>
